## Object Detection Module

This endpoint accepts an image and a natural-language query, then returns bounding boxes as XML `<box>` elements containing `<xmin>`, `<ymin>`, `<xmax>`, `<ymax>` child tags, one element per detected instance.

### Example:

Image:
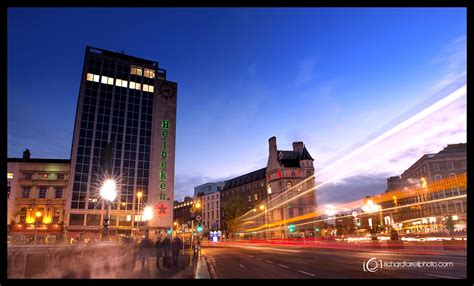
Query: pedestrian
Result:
<box><xmin>155</xmin><ymin>235</ymin><xmax>163</xmax><ymax>268</ymax></box>
<box><xmin>162</xmin><ymin>235</ymin><xmax>170</xmax><ymax>257</ymax></box>
<box><xmin>139</xmin><ymin>235</ymin><xmax>152</xmax><ymax>270</ymax></box>
<box><xmin>171</xmin><ymin>236</ymin><xmax>183</xmax><ymax>267</ymax></box>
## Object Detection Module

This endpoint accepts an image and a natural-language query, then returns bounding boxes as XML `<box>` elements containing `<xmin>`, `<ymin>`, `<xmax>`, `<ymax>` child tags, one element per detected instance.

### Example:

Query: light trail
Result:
<box><xmin>249</xmin><ymin>84</ymin><xmax>466</xmax><ymax>212</ymax></box>
<box><xmin>238</xmin><ymin>194</ymin><xmax>466</xmax><ymax>234</ymax></box>
<box><xmin>315</xmin><ymin>84</ymin><xmax>466</xmax><ymax>177</ymax></box>
<box><xmin>240</xmin><ymin>114</ymin><xmax>466</xmax><ymax>223</ymax></box>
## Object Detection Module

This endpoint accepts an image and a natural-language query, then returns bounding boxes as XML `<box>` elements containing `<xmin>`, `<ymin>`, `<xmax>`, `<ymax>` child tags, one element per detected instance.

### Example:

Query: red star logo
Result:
<box><xmin>156</xmin><ymin>202</ymin><xmax>168</xmax><ymax>216</ymax></box>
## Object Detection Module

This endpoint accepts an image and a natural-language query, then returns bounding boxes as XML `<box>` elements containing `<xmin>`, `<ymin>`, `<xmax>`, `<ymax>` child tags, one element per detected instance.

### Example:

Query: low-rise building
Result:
<box><xmin>7</xmin><ymin>150</ymin><xmax>71</xmax><ymax>244</ymax></box>
<box><xmin>202</xmin><ymin>190</ymin><xmax>221</xmax><ymax>231</ymax></box>
<box><xmin>381</xmin><ymin>143</ymin><xmax>467</xmax><ymax>234</ymax></box>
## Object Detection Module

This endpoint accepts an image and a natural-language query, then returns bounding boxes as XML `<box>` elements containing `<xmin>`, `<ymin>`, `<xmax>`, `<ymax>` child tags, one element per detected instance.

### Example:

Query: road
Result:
<box><xmin>201</xmin><ymin>241</ymin><xmax>466</xmax><ymax>279</ymax></box>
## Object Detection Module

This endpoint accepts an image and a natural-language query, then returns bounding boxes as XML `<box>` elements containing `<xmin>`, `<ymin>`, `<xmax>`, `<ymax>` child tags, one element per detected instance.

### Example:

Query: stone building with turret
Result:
<box><xmin>220</xmin><ymin>136</ymin><xmax>317</xmax><ymax>238</ymax></box>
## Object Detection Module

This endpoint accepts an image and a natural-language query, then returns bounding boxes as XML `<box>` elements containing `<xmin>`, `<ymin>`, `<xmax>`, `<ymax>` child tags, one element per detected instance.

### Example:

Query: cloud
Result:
<box><xmin>317</xmin><ymin>173</ymin><xmax>390</xmax><ymax>206</ymax></box>
<box><xmin>430</xmin><ymin>35</ymin><xmax>466</xmax><ymax>92</ymax></box>
<box><xmin>174</xmin><ymin>172</ymin><xmax>239</xmax><ymax>201</ymax></box>
<box><xmin>294</xmin><ymin>58</ymin><xmax>316</xmax><ymax>86</ymax></box>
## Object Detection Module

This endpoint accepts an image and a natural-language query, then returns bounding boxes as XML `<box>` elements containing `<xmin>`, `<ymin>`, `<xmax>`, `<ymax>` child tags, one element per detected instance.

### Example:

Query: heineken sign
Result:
<box><xmin>159</xmin><ymin>119</ymin><xmax>170</xmax><ymax>201</ymax></box>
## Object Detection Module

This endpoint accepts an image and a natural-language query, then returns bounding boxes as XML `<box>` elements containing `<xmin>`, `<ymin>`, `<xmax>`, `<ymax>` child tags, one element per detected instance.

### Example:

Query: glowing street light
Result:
<box><xmin>143</xmin><ymin>206</ymin><xmax>153</xmax><ymax>221</ymax></box>
<box><xmin>34</xmin><ymin>211</ymin><xmax>42</xmax><ymax>244</ymax></box>
<box><xmin>135</xmin><ymin>190</ymin><xmax>143</xmax><ymax>236</ymax></box>
<box><xmin>100</xmin><ymin>179</ymin><xmax>117</xmax><ymax>240</ymax></box>
<box><xmin>100</xmin><ymin>179</ymin><xmax>117</xmax><ymax>201</ymax></box>
<box><xmin>260</xmin><ymin>204</ymin><xmax>268</xmax><ymax>240</ymax></box>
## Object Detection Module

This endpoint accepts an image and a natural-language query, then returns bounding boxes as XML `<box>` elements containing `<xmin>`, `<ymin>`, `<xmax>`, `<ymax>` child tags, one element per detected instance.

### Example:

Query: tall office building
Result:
<box><xmin>66</xmin><ymin>46</ymin><xmax>177</xmax><ymax>239</ymax></box>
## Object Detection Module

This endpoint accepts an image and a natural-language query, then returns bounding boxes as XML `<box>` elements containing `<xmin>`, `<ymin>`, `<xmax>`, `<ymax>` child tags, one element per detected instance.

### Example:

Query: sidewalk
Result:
<box><xmin>127</xmin><ymin>253</ymin><xmax>194</xmax><ymax>279</ymax></box>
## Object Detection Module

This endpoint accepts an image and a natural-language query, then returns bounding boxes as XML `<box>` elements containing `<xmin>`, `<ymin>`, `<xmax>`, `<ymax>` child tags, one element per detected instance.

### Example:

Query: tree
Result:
<box><xmin>221</xmin><ymin>196</ymin><xmax>249</xmax><ymax>234</ymax></box>
<box><xmin>443</xmin><ymin>216</ymin><xmax>456</xmax><ymax>237</ymax></box>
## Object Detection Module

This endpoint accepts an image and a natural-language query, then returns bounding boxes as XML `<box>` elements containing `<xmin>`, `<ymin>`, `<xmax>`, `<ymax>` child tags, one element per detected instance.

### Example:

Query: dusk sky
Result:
<box><xmin>8</xmin><ymin>8</ymin><xmax>466</xmax><ymax>203</ymax></box>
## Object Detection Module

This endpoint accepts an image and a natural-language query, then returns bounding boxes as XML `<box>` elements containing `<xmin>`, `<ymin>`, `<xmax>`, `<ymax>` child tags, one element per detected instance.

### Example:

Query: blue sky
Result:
<box><xmin>8</xmin><ymin>8</ymin><xmax>466</xmax><ymax>202</ymax></box>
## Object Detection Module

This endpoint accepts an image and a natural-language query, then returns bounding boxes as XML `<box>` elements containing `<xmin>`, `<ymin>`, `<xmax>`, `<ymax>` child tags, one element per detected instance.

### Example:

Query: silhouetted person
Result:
<box><xmin>155</xmin><ymin>236</ymin><xmax>164</xmax><ymax>268</ymax></box>
<box><xmin>171</xmin><ymin>237</ymin><xmax>183</xmax><ymax>267</ymax></box>
<box><xmin>162</xmin><ymin>235</ymin><xmax>170</xmax><ymax>257</ymax></box>
<box><xmin>139</xmin><ymin>236</ymin><xmax>152</xmax><ymax>270</ymax></box>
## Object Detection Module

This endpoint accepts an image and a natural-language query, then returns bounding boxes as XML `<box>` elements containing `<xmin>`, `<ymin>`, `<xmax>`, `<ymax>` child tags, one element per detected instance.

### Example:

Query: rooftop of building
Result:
<box><xmin>222</xmin><ymin>167</ymin><xmax>267</xmax><ymax>190</ymax></box>
<box><xmin>278</xmin><ymin>146</ymin><xmax>314</xmax><ymax>167</ymax></box>
<box><xmin>87</xmin><ymin>46</ymin><xmax>160</xmax><ymax>68</ymax></box>
<box><xmin>7</xmin><ymin>158</ymin><xmax>71</xmax><ymax>164</ymax></box>
<box><xmin>400</xmin><ymin>143</ymin><xmax>466</xmax><ymax>177</ymax></box>
<box><xmin>8</xmin><ymin>149</ymin><xmax>70</xmax><ymax>164</ymax></box>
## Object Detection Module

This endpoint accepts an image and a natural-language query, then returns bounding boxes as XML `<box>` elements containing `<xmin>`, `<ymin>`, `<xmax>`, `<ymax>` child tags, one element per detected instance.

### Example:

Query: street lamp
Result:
<box><xmin>136</xmin><ymin>191</ymin><xmax>143</xmax><ymax>236</ymax></box>
<box><xmin>34</xmin><ymin>211</ymin><xmax>42</xmax><ymax>244</ymax></box>
<box><xmin>100</xmin><ymin>179</ymin><xmax>117</xmax><ymax>241</ymax></box>
<box><xmin>362</xmin><ymin>200</ymin><xmax>382</xmax><ymax>238</ymax></box>
<box><xmin>260</xmin><ymin>204</ymin><xmax>268</xmax><ymax>240</ymax></box>
<box><xmin>143</xmin><ymin>206</ymin><xmax>153</xmax><ymax>239</ymax></box>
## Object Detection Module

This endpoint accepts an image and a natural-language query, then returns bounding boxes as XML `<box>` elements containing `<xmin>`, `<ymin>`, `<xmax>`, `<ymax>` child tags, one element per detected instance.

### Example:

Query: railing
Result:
<box><xmin>7</xmin><ymin>242</ymin><xmax>131</xmax><ymax>278</ymax></box>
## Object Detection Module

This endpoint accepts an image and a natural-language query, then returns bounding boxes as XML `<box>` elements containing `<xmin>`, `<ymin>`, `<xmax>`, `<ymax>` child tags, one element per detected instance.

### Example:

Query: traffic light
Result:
<box><xmin>288</xmin><ymin>224</ymin><xmax>295</xmax><ymax>233</ymax></box>
<box><xmin>355</xmin><ymin>218</ymin><xmax>361</xmax><ymax>227</ymax></box>
<box><xmin>167</xmin><ymin>228</ymin><xmax>171</xmax><ymax>235</ymax></box>
<box><xmin>197</xmin><ymin>223</ymin><xmax>203</xmax><ymax>232</ymax></box>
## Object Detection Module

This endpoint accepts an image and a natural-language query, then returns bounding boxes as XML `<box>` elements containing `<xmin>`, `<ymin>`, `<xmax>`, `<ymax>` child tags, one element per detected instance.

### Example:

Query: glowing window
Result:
<box><xmin>129</xmin><ymin>82</ymin><xmax>136</xmax><ymax>89</ymax></box>
<box><xmin>135</xmin><ymin>83</ymin><xmax>141</xmax><ymax>90</ymax></box>
<box><xmin>108</xmin><ymin>77</ymin><xmax>114</xmax><ymax>85</ymax></box>
<box><xmin>93</xmin><ymin>75</ymin><xmax>100</xmax><ymax>82</ymax></box>
<box><xmin>86</xmin><ymin>73</ymin><xmax>93</xmax><ymax>81</ymax></box>
<box><xmin>7</xmin><ymin>172</ymin><xmax>13</xmax><ymax>179</ymax></box>
<box><xmin>116</xmin><ymin>79</ymin><xmax>122</xmax><ymax>87</ymax></box>
<box><xmin>121</xmin><ymin>80</ymin><xmax>128</xmax><ymax>88</ymax></box>
<box><xmin>149</xmin><ymin>85</ymin><xmax>154</xmax><ymax>93</ymax></box>
<box><xmin>101</xmin><ymin>76</ymin><xmax>107</xmax><ymax>84</ymax></box>
<box><xmin>142</xmin><ymin>84</ymin><xmax>149</xmax><ymax>92</ymax></box>
<box><xmin>144</xmin><ymin>69</ymin><xmax>155</xmax><ymax>79</ymax></box>
<box><xmin>131</xmin><ymin>65</ymin><xmax>143</xmax><ymax>76</ymax></box>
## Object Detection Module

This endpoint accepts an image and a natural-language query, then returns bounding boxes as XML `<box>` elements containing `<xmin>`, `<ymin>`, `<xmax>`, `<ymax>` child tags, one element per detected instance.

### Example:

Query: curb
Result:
<box><xmin>195</xmin><ymin>256</ymin><xmax>211</xmax><ymax>279</ymax></box>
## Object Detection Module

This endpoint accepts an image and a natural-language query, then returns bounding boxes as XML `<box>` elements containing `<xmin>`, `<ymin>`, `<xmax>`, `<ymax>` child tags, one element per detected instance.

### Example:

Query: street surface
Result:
<box><xmin>202</xmin><ymin>241</ymin><xmax>466</xmax><ymax>279</ymax></box>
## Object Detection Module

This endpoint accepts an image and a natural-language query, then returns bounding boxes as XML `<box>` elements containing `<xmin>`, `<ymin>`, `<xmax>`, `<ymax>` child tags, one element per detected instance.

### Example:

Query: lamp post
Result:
<box><xmin>100</xmin><ymin>179</ymin><xmax>117</xmax><ymax>241</ymax></box>
<box><xmin>136</xmin><ymin>191</ymin><xmax>143</xmax><ymax>237</ymax></box>
<box><xmin>260</xmin><ymin>204</ymin><xmax>268</xmax><ymax>240</ymax></box>
<box><xmin>34</xmin><ymin>211</ymin><xmax>42</xmax><ymax>244</ymax></box>
<box><xmin>362</xmin><ymin>199</ymin><xmax>382</xmax><ymax>240</ymax></box>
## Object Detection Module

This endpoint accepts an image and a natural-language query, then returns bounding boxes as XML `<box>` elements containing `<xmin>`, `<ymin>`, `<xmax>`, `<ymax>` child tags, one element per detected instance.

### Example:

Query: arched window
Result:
<box><xmin>19</xmin><ymin>207</ymin><xmax>27</xmax><ymax>223</ymax></box>
<box><xmin>434</xmin><ymin>174</ymin><xmax>442</xmax><ymax>181</ymax></box>
<box><xmin>53</xmin><ymin>209</ymin><xmax>61</xmax><ymax>223</ymax></box>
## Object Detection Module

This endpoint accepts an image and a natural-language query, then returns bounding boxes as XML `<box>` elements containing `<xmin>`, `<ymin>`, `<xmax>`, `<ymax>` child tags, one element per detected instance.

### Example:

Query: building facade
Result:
<box><xmin>8</xmin><ymin>150</ymin><xmax>71</xmax><ymax>243</ymax></box>
<box><xmin>202</xmin><ymin>191</ymin><xmax>221</xmax><ymax>231</ymax></box>
<box><xmin>382</xmin><ymin>143</ymin><xmax>467</xmax><ymax>234</ymax></box>
<box><xmin>194</xmin><ymin>182</ymin><xmax>225</xmax><ymax>197</ymax></box>
<box><xmin>221</xmin><ymin>136</ymin><xmax>317</xmax><ymax>238</ymax></box>
<box><xmin>66</xmin><ymin>46</ymin><xmax>177</xmax><ymax>240</ymax></box>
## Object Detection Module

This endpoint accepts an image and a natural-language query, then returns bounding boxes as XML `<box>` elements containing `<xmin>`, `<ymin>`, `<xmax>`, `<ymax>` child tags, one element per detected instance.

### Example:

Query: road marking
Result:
<box><xmin>279</xmin><ymin>264</ymin><xmax>289</xmax><ymax>269</ymax></box>
<box><xmin>265</xmin><ymin>260</ymin><xmax>273</xmax><ymax>264</ymax></box>
<box><xmin>425</xmin><ymin>273</ymin><xmax>458</xmax><ymax>279</ymax></box>
<box><xmin>298</xmin><ymin>270</ymin><xmax>316</xmax><ymax>277</ymax></box>
<box><xmin>239</xmin><ymin>264</ymin><xmax>246</xmax><ymax>269</ymax></box>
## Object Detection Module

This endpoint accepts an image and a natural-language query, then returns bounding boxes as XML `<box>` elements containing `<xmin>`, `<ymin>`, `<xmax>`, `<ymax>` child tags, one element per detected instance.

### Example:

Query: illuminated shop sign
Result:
<box><xmin>159</xmin><ymin>120</ymin><xmax>170</xmax><ymax>201</ymax></box>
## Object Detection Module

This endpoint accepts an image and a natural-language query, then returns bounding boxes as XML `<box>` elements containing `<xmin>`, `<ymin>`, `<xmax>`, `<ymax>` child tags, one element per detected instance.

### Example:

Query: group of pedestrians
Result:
<box><xmin>137</xmin><ymin>231</ymin><xmax>184</xmax><ymax>270</ymax></box>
